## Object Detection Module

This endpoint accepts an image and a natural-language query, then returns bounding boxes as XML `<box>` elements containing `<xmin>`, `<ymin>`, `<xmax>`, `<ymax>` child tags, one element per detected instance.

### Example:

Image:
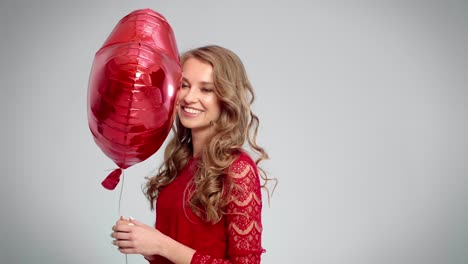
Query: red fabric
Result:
<box><xmin>149</xmin><ymin>152</ymin><xmax>265</xmax><ymax>264</ymax></box>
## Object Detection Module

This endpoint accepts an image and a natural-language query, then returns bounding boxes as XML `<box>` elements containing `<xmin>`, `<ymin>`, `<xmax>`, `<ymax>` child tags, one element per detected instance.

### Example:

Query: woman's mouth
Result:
<box><xmin>182</xmin><ymin>106</ymin><xmax>203</xmax><ymax>114</ymax></box>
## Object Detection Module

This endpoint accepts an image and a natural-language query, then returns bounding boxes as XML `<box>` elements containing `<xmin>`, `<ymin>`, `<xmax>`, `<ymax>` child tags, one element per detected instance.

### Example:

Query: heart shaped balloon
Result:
<box><xmin>88</xmin><ymin>9</ymin><xmax>181</xmax><ymax>190</ymax></box>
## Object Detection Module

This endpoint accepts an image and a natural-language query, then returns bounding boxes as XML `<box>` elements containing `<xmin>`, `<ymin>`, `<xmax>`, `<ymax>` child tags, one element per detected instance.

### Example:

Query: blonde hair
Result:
<box><xmin>145</xmin><ymin>45</ymin><xmax>273</xmax><ymax>223</ymax></box>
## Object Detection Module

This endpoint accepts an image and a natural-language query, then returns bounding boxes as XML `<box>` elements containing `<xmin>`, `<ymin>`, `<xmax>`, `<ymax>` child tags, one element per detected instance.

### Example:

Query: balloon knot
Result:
<box><xmin>101</xmin><ymin>169</ymin><xmax>122</xmax><ymax>190</ymax></box>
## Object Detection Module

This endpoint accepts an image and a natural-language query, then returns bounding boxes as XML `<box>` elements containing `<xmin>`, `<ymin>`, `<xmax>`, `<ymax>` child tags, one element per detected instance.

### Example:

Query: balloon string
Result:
<box><xmin>118</xmin><ymin>170</ymin><xmax>125</xmax><ymax>216</ymax></box>
<box><xmin>117</xmin><ymin>170</ymin><xmax>129</xmax><ymax>264</ymax></box>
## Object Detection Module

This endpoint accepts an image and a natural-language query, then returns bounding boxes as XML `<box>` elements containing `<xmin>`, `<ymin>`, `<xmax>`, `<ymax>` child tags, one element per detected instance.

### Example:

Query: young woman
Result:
<box><xmin>111</xmin><ymin>45</ymin><xmax>273</xmax><ymax>264</ymax></box>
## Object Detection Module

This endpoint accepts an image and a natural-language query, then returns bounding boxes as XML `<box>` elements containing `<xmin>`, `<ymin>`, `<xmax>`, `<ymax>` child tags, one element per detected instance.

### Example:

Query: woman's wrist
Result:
<box><xmin>157</xmin><ymin>233</ymin><xmax>172</xmax><ymax>258</ymax></box>
<box><xmin>160</xmin><ymin>235</ymin><xmax>196</xmax><ymax>264</ymax></box>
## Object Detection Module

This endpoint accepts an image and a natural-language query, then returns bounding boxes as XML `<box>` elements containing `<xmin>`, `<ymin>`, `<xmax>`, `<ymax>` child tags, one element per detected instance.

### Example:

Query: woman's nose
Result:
<box><xmin>181</xmin><ymin>87</ymin><xmax>197</xmax><ymax>103</ymax></box>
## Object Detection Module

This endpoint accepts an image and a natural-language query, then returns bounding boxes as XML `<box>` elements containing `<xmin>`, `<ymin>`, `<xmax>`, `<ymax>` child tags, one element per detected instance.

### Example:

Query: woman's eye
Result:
<box><xmin>201</xmin><ymin>87</ymin><xmax>213</xmax><ymax>93</ymax></box>
<box><xmin>181</xmin><ymin>83</ymin><xmax>189</xmax><ymax>89</ymax></box>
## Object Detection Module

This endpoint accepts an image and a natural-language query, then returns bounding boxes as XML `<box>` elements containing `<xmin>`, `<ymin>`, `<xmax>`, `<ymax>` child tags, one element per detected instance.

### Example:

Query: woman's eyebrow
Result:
<box><xmin>182</xmin><ymin>77</ymin><xmax>213</xmax><ymax>85</ymax></box>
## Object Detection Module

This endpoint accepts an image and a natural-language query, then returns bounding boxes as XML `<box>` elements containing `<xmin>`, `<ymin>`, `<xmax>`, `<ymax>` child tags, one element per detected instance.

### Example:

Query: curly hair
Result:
<box><xmin>144</xmin><ymin>45</ymin><xmax>273</xmax><ymax>223</ymax></box>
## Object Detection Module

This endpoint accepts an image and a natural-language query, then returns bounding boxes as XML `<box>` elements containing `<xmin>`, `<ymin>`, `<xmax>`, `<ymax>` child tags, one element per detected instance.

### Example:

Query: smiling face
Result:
<box><xmin>177</xmin><ymin>58</ymin><xmax>221</xmax><ymax>137</ymax></box>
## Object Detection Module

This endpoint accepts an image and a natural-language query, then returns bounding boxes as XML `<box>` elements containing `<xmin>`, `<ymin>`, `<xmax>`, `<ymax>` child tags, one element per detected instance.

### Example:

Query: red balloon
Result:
<box><xmin>88</xmin><ymin>9</ymin><xmax>181</xmax><ymax>190</ymax></box>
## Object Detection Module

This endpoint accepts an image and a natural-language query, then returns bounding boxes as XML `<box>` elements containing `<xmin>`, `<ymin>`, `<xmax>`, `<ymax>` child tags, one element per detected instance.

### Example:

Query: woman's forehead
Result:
<box><xmin>182</xmin><ymin>58</ymin><xmax>213</xmax><ymax>84</ymax></box>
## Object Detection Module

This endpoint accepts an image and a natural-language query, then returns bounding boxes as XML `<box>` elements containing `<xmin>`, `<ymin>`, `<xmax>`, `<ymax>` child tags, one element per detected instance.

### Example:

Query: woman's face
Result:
<box><xmin>177</xmin><ymin>58</ymin><xmax>221</xmax><ymax>135</ymax></box>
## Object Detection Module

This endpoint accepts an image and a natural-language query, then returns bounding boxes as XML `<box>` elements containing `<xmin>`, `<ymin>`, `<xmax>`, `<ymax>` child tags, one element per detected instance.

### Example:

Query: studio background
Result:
<box><xmin>1</xmin><ymin>0</ymin><xmax>467</xmax><ymax>263</ymax></box>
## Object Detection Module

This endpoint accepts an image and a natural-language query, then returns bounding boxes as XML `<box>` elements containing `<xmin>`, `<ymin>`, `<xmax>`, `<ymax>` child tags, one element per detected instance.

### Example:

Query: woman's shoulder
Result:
<box><xmin>226</xmin><ymin>150</ymin><xmax>262</xmax><ymax>203</ymax></box>
<box><xmin>228</xmin><ymin>150</ymin><xmax>259</xmax><ymax>179</ymax></box>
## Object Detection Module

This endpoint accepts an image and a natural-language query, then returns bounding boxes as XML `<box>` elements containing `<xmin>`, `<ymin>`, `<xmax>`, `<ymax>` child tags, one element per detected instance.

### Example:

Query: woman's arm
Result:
<box><xmin>112</xmin><ymin>217</ymin><xmax>195</xmax><ymax>264</ymax></box>
<box><xmin>190</xmin><ymin>157</ymin><xmax>265</xmax><ymax>264</ymax></box>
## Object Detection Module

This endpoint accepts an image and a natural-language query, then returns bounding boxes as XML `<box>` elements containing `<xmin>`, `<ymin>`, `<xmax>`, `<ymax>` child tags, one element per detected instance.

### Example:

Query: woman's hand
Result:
<box><xmin>111</xmin><ymin>216</ymin><xmax>167</xmax><ymax>257</ymax></box>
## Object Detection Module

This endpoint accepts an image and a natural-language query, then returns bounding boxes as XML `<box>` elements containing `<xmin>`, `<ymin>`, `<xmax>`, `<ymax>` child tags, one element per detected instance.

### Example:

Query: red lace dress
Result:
<box><xmin>149</xmin><ymin>152</ymin><xmax>265</xmax><ymax>264</ymax></box>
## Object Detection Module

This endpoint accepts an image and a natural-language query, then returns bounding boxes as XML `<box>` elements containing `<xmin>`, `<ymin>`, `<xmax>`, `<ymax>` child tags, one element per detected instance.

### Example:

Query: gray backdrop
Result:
<box><xmin>1</xmin><ymin>0</ymin><xmax>467</xmax><ymax>263</ymax></box>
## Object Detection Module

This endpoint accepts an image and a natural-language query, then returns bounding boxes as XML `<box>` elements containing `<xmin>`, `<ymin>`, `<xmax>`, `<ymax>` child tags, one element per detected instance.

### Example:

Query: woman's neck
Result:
<box><xmin>190</xmin><ymin>127</ymin><xmax>215</xmax><ymax>158</ymax></box>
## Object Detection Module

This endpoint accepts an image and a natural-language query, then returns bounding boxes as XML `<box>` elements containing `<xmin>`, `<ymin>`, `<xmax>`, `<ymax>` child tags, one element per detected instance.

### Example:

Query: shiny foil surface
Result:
<box><xmin>88</xmin><ymin>9</ymin><xmax>181</xmax><ymax>189</ymax></box>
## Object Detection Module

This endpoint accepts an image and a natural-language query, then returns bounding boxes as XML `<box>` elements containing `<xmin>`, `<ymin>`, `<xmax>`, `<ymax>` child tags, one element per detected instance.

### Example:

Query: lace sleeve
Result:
<box><xmin>190</xmin><ymin>157</ymin><xmax>265</xmax><ymax>264</ymax></box>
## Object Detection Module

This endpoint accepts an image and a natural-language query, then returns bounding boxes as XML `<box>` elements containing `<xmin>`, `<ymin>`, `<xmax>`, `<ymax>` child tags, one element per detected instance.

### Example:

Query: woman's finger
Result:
<box><xmin>129</xmin><ymin>218</ymin><xmax>146</xmax><ymax>227</ymax></box>
<box><xmin>115</xmin><ymin>220</ymin><xmax>129</xmax><ymax>225</ymax></box>
<box><xmin>111</xmin><ymin>232</ymin><xmax>131</xmax><ymax>240</ymax></box>
<box><xmin>112</xmin><ymin>224</ymin><xmax>132</xmax><ymax>232</ymax></box>
<box><xmin>113</xmin><ymin>239</ymin><xmax>133</xmax><ymax>248</ymax></box>
<box><xmin>118</xmin><ymin>246</ymin><xmax>136</xmax><ymax>254</ymax></box>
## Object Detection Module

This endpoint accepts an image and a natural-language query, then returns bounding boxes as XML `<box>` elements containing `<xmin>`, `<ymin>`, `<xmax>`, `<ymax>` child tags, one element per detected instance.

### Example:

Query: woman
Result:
<box><xmin>111</xmin><ymin>45</ymin><xmax>273</xmax><ymax>264</ymax></box>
